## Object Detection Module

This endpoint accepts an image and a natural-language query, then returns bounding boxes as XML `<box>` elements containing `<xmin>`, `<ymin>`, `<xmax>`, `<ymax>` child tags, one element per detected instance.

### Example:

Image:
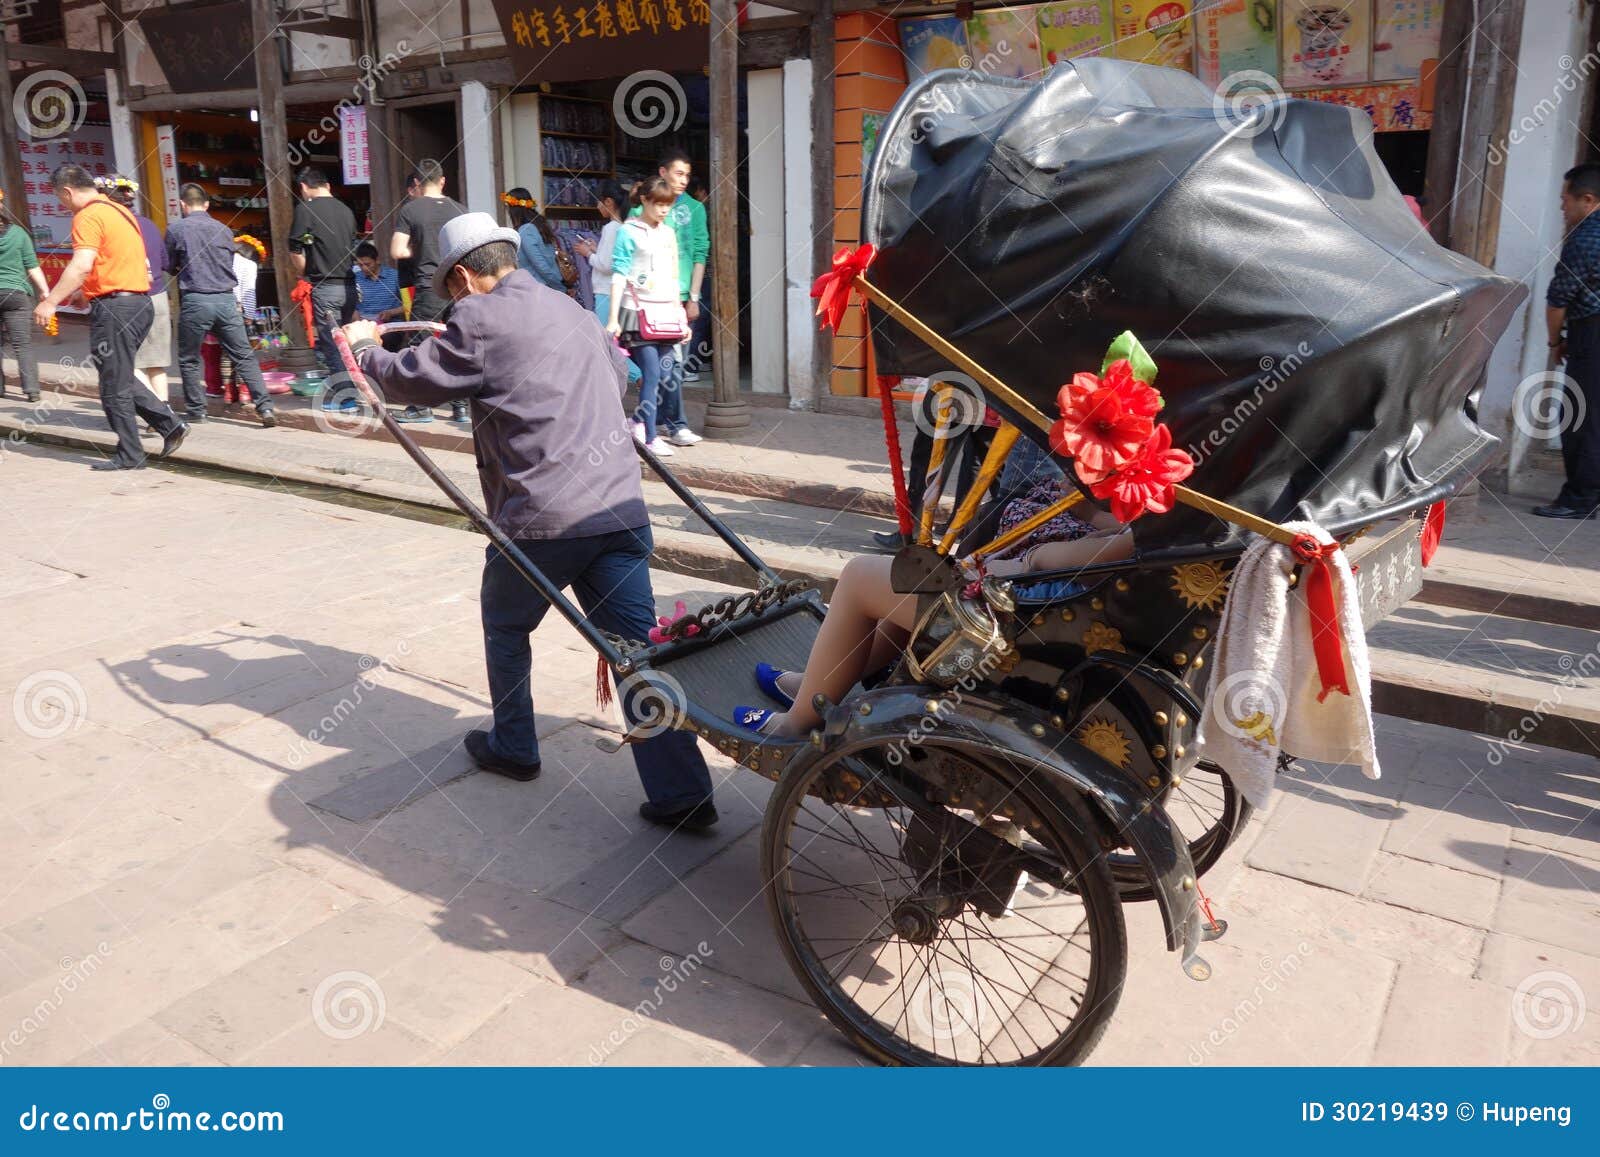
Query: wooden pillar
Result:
<box><xmin>703</xmin><ymin>0</ymin><xmax>750</xmax><ymax>434</ymax></box>
<box><xmin>252</xmin><ymin>0</ymin><xmax>305</xmax><ymax>346</ymax></box>
<box><xmin>0</xmin><ymin>36</ymin><xmax>33</xmax><ymax>235</ymax></box>
<box><xmin>809</xmin><ymin>0</ymin><xmax>835</xmax><ymax>411</ymax></box>
<box><xmin>1422</xmin><ymin>0</ymin><xmax>1525</xmax><ymax>264</ymax></box>
<box><xmin>366</xmin><ymin>99</ymin><xmax>397</xmax><ymax>255</ymax></box>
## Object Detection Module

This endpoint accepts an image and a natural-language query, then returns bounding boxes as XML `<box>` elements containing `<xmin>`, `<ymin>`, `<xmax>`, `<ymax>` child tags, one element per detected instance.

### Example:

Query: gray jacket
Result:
<box><xmin>353</xmin><ymin>269</ymin><xmax>645</xmax><ymax>540</ymax></box>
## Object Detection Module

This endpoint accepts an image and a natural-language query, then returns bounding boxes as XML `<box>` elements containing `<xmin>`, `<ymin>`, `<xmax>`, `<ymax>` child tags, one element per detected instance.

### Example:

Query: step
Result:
<box><xmin>1368</xmin><ymin>602</ymin><xmax>1600</xmax><ymax>759</ymax></box>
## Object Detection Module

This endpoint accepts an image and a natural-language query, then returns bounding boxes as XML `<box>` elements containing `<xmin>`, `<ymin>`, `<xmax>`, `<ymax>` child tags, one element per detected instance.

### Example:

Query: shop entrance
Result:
<box><xmin>390</xmin><ymin>99</ymin><xmax>462</xmax><ymax>200</ymax></box>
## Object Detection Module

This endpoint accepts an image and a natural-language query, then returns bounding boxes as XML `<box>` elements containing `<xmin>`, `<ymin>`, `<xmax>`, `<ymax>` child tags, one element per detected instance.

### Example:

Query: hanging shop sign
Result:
<box><xmin>15</xmin><ymin>124</ymin><xmax>115</xmax><ymax>246</ymax></box>
<box><xmin>339</xmin><ymin>105</ymin><xmax>371</xmax><ymax>186</ymax></box>
<box><xmin>156</xmin><ymin>124</ymin><xmax>183</xmax><ymax>222</ymax></box>
<box><xmin>138</xmin><ymin>1</ymin><xmax>257</xmax><ymax>94</ymax></box>
<box><xmin>1280</xmin><ymin>0</ymin><xmax>1372</xmax><ymax>89</ymax></box>
<box><xmin>966</xmin><ymin>7</ymin><xmax>1047</xmax><ymax>80</ymax></box>
<box><xmin>1298</xmin><ymin>81</ymin><xmax>1430</xmax><ymax>132</ymax></box>
<box><xmin>490</xmin><ymin>0</ymin><xmax>712</xmax><ymax>84</ymax></box>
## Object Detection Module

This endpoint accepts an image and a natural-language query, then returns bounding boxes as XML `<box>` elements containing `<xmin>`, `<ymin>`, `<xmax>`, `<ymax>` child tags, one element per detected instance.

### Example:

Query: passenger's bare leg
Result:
<box><xmin>775</xmin><ymin>622</ymin><xmax>905</xmax><ymax>702</ymax></box>
<box><xmin>762</xmin><ymin>556</ymin><xmax>918</xmax><ymax>737</ymax></box>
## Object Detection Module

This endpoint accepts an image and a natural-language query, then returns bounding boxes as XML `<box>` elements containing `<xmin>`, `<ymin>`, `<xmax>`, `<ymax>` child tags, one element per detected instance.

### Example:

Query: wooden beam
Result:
<box><xmin>808</xmin><ymin>0</ymin><xmax>834</xmax><ymax>410</ymax></box>
<box><xmin>252</xmin><ymin>0</ymin><xmax>304</xmax><ymax>345</ymax></box>
<box><xmin>5</xmin><ymin>44</ymin><xmax>116</xmax><ymax>72</ymax></box>
<box><xmin>704</xmin><ymin>0</ymin><xmax>750</xmax><ymax>433</ymax></box>
<box><xmin>125</xmin><ymin>78</ymin><xmax>372</xmax><ymax>112</ymax></box>
<box><xmin>278</xmin><ymin>15</ymin><xmax>365</xmax><ymax>40</ymax></box>
<box><xmin>0</xmin><ymin>32</ymin><xmax>31</xmax><ymax>235</ymax></box>
<box><xmin>747</xmin><ymin>0</ymin><xmax>816</xmax><ymax>12</ymax></box>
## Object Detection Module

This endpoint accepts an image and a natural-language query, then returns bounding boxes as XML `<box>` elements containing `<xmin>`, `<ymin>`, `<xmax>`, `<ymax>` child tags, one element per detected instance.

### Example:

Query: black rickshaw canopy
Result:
<box><xmin>861</xmin><ymin>57</ymin><xmax>1527</xmax><ymax>559</ymax></box>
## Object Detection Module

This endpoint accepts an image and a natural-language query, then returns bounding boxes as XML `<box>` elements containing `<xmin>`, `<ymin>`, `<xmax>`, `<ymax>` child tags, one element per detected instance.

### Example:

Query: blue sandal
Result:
<box><xmin>754</xmin><ymin>662</ymin><xmax>795</xmax><ymax>709</ymax></box>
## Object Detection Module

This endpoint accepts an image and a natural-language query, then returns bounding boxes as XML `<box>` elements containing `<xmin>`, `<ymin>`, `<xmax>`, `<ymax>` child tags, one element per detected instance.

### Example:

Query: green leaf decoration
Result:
<box><xmin>1101</xmin><ymin>330</ymin><xmax>1158</xmax><ymax>386</ymax></box>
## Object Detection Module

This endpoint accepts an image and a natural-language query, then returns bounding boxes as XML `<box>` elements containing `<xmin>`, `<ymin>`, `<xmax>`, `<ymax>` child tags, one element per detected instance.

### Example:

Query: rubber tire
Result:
<box><xmin>760</xmin><ymin>745</ymin><xmax>1128</xmax><ymax>1066</ymax></box>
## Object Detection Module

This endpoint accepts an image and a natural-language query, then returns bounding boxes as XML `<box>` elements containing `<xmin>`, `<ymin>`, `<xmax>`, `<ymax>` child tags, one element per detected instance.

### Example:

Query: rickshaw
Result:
<box><xmin>334</xmin><ymin>58</ymin><xmax>1524</xmax><ymax>1066</ymax></box>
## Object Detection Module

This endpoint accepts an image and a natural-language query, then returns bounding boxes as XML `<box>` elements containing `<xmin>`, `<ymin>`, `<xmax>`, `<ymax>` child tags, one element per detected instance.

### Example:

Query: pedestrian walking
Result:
<box><xmin>34</xmin><ymin>163</ymin><xmax>186</xmax><ymax>470</ymax></box>
<box><xmin>606</xmin><ymin>178</ymin><xmax>689</xmax><ymax>458</ymax></box>
<box><xmin>501</xmin><ymin>188</ymin><xmax>568</xmax><ymax>294</ymax></box>
<box><xmin>391</xmin><ymin>158</ymin><xmax>466</xmax><ymax>424</ymax></box>
<box><xmin>100</xmin><ymin>175</ymin><xmax>177</xmax><ymax>412</ymax></box>
<box><xmin>342</xmin><ymin>212</ymin><xmax>718</xmax><ymax>830</ymax></box>
<box><xmin>166</xmin><ymin>183</ymin><xmax>276</xmax><ymax>428</ymax></box>
<box><xmin>1538</xmin><ymin>162</ymin><xmax>1600</xmax><ymax>520</ymax></box>
<box><xmin>629</xmin><ymin>149</ymin><xmax>706</xmax><ymax>445</ymax></box>
<box><xmin>0</xmin><ymin>187</ymin><xmax>46</xmax><ymax>403</ymax></box>
<box><xmin>586</xmin><ymin>181</ymin><xmax>640</xmax><ymax>386</ymax></box>
<box><xmin>286</xmin><ymin>166</ymin><xmax>359</xmax><ymax>392</ymax></box>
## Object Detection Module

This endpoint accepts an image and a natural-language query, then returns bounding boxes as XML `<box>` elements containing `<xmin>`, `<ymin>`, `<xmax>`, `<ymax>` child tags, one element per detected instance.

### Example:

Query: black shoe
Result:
<box><xmin>24</xmin><ymin>391</ymin><xmax>40</xmax><ymax>403</ymax></box>
<box><xmin>463</xmin><ymin>729</ymin><xmax>541</xmax><ymax>782</ymax></box>
<box><xmin>1531</xmin><ymin>502</ymin><xmax>1596</xmax><ymax>520</ymax></box>
<box><xmin>259</xmin><ymin>409</ymin><xmax>277</xmax><ymax>429</ymax></box>
<box><xmin>157</xmin><ymin>423</ymin><xmax>189</xmax><ymax>459</ymax></box>
<box><xmin>185</xmin><ymin>413</ymin><xmax>207</xmax><ymax>424</ymax></box>
<box><xmin>639</xmin><ymin>798</ymin><xmax>719</xmax><ymax>832</ymax></box>
<box><xmin>872</xmin><ymin>529</ymin><xmax>909</xmax><ymax>550</ymax></box>
<box><xmin>91</xmin><ymin>458</ymin><xmax>145</xmax><ymax>471</ymax></box>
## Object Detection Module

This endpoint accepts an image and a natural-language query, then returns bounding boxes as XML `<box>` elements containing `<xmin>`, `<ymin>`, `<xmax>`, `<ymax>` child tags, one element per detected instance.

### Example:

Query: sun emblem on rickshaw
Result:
<box><xmin>1080</xmin><ymin>621</ymin><xmax>1125</xmax><ymax>653</ymax></box>
<box><xmin>1169</xmin><ymin>561</ymin><xmax>1231</xmax><ymax>611</ymax></box>
<box><xmin>1076</xmin><ymin>717</ymin><xmax>1132</xmax><ymax>768</ymax></box>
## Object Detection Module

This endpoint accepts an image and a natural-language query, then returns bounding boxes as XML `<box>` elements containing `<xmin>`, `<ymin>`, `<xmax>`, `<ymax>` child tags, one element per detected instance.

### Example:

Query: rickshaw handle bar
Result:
<box><xmin>333</xmin><ymin>324</ymin><xmax>629</xmax><ymax>668</ymax></box>
<box><xmin>634</xmin><ymin>439</ymin><xmax>782</xmax><ymax>585</ymax></box>
<box><xmin>855</xmin><ymin>275</ymin><xmax>1300</xmax><ymax>547</ymax></box>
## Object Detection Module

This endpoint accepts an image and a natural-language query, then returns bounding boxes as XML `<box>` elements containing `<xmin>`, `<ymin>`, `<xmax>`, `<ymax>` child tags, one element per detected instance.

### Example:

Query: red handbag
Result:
<box><xmin>627</xmin><ymin>284</ymin><xmax>689</xmax><ymax>342</ymax></box>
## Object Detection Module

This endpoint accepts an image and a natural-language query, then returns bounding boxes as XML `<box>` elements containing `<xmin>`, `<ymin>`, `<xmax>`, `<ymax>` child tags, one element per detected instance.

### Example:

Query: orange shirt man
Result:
<box><xmin>35</xmin><ymin>164</ymin><xmax>185</xmax><ymax>470</ymax></box>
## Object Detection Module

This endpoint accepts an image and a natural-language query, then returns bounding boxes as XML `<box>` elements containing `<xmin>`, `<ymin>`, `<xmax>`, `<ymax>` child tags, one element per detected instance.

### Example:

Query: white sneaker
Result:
<box><xmin>645</xmin><ymin>437</ymin><xmax>676</xmax><ymax>456</ymax></box>
<box><xmin>667</xmin><ymin>428</ymin><xmax>703</xmax><ymax>446</ymax></box>
<box><xmin>631</xmin><ymin>421</ymin><xmax>646</xmax><ymax>444</ymax></box>
<box><xmin>682</xmin><ymin>368</ymin><xmax>702</xmax><ymax>382</ymax></box>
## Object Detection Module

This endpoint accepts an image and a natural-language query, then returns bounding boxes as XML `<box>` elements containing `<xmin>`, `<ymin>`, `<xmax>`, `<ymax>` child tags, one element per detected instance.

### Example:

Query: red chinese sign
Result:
<box><xmin>1298</xmin><ymin>83</ymin><xmax>1431</xmax><ymax>133</ymax></box>
<box><xmin>490</xmin><ymin>0</ymin><xmax>712</xmax><ymax>83</ymax></box>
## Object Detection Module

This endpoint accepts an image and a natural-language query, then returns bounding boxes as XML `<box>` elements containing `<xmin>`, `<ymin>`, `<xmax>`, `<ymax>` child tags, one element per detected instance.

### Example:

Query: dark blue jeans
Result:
<box><xmin>479</xmin><ymin>525</ymin><xmax>714</xmax><ymax>810</ymax></box>
<box><xmin>177</xmin><ymin>292</ymin><xmax>269</xmax><ymax>418</ymax></box>
<box><xmin>309</xmin><ymin>280</ymin><xmax>356</xmax><ymax>379</ymax></box>
<box><xmin>629</xmin><ymin>341</ymin><xmax>676</xmax><ymax>442</ymax></box>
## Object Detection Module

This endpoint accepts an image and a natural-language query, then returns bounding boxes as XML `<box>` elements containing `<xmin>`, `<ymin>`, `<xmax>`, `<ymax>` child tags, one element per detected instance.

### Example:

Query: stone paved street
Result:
<box><xmin>0</xmin><ymin>442</ymin><xmax>1595</xmax><ymax>1066</ymax></box>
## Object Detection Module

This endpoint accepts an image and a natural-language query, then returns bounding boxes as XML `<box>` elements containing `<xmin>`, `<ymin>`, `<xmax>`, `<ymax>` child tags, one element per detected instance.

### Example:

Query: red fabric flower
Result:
<box><xmin>1051</xmin><ymin>360</ymin><xmax>1160</xmax><ymax>482</ymax></box>
<box><xmin>1085</xmin><ymin>423</ymin><xmax>1195</xmax><ymax>522</ymax></box>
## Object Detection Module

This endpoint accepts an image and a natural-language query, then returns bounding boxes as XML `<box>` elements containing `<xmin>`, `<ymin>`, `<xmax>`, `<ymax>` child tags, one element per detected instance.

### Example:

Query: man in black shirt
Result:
<box><xmin>287</xmin><ymin>166</ymin><xmax>359</xmax><ymax>385</ymax></box>
<box><xmin>390</xmin><ymin>158</ymin><xmax>466</xmax><ymax>423</ymax></box>
<box><xmin>166</xmin><ymin>183</ymin><xmax>275</xmax><ymax>427</ymax></box>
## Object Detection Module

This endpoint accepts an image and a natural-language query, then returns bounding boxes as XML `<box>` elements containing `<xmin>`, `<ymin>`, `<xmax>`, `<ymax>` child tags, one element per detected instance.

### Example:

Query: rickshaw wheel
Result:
<box><xmin>1108</xmin><ymin>758</ymin><xmax>1252</xmax><ymax>901</ymax></box>
<box><xmin>761</xmin><ymin>741</ymin><xmax>1127</xmax><ymax>1066</ymax></box>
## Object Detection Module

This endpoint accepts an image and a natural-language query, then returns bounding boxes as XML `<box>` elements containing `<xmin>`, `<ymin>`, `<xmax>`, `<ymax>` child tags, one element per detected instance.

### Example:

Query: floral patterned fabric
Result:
<box><xmin>993</xmin><ymin>478</ymin><xmax>1095</xmax><ymax>562</ymax></box>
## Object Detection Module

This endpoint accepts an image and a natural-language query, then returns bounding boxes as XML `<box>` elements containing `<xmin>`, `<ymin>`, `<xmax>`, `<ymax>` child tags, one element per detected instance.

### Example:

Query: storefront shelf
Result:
<box><xmin>539</xmin><ymin>129</ymin><xmax>609</xmax><ymax>140</ymax></box>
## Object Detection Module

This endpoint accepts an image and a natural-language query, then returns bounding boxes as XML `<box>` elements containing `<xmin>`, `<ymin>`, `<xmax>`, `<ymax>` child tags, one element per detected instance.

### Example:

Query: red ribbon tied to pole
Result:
<box><xmin>1420</xmin><ymin>500</ymin><xmax>1446</xmax><ymax>566</ymax></box>
<box><xmin>810</xmin><ymin>244</ymin><xmax>876</xmax><ymax>333</ymax></box>
<box><xmin>290</xmin><ymin>279</ymin><xmax>317</xmax><ymax>348</ymax></box>
<box><xmin>1292</xmin><ymin>535</ymin><xmax>1350</xmax><ymax>701</ymax></box>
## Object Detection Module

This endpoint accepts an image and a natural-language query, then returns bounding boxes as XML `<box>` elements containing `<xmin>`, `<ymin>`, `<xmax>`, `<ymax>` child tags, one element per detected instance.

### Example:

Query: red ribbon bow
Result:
<box><xmin>1292</xmin><ymin>535</ymin><xmax>1350</xmax><ymax>701</ymax></box>
<box><xmin>289</xmin><ymin>280</ymin><xmax>317</xmax><ymax>348</ymax></box>
<box><xmin>810</xmin><ymin>244</ymin><xmax>876</xmax><ymax>333</ymax></box>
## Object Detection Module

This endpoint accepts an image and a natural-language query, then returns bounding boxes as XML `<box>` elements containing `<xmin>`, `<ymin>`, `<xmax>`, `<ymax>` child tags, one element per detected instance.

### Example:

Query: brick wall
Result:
<box><xmin>831</xmin><ymin>10</ymin><xmax>907</xmax><ymax>397</ymax></box>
